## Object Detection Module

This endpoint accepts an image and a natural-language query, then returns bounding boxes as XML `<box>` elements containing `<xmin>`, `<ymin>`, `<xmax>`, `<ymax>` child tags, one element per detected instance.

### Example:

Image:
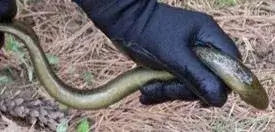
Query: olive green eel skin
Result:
<box><xmin>0</xmin><ymin>22</ymin><xmax>269</xmax><ymax>110</ymax></box>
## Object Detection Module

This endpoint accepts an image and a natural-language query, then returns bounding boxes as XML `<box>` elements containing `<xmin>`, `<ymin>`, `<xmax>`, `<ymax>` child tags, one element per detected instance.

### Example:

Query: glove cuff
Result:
<box><xmin>72</xmin><ymin>0</ymin><xmax>117</xmax><ymax>14</ymax></box>
<box><xmin>72</xmin><ymin>0</ymin><xmax>83</xmax><ymax>5</ymax></box>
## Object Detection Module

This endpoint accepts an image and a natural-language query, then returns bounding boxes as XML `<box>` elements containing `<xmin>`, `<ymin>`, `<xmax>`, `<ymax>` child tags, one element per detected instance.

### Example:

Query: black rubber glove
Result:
<box><xmin>0</xmin><ymin>0</ymin><xmax>17</xmax><ymax>48</ymax></box>
<box><xmin>73</xmin><ymin>0</ymin><xmax>242</xmax><ymax>107</ymax></box>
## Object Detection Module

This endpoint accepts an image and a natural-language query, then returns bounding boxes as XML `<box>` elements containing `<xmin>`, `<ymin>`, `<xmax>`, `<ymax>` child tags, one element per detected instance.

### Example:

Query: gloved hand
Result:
<box><xmin>0</xmin><ymin>0</ymin><xmax>17</xmax><ymax>48</ymax></box>
<box><xmin>72</xmin><ymin>0</ymin><xmax>241</xmax><ymax>107</ymax></box>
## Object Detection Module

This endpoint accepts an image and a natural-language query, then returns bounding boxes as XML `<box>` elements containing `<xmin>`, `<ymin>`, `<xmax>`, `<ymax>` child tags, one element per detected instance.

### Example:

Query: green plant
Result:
<box><xmin>83</xmin><ymin>71</ymin><xmax>94</xmax><ymax>86</ymax></box>
<box><xmin>56</xmin><ymin>120</ymin><xmax>69</xmax><ymax>132</ymax></box>
<box><xmin>77</xmin><ymin>118</ymin><xmax>91</xmax><ymax>132</ymax></box>
<box><xmin>215</xmin><ymin>0</ymin><xmax>237</xmax><ymax>7</ymax></box>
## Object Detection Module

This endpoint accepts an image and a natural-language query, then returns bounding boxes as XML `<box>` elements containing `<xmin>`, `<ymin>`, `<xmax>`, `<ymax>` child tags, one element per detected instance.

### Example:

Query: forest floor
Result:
<box><xmin>0</xmin><ymin>0</ymin><xmax>274</xmax><ymax>131</ymax></box>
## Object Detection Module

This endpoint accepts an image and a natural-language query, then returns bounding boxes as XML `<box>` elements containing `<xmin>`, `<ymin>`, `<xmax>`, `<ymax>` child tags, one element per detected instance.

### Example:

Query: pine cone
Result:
<box><xmin>0</xmin><ymin>96</ymin><xmax>70</xmax><ymax>131</ymax></box>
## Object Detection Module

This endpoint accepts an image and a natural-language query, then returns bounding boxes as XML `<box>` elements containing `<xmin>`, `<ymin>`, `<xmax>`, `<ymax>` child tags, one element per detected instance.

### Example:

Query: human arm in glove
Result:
<box><xmin>72</xmin><ymin>0</ymin><xmax>242</xmax><ymax>107</ymax></box>
<box><xmin>0</xmin><ymin>0</ymin><xmax>17</xmax><ymax>48</ymax></box>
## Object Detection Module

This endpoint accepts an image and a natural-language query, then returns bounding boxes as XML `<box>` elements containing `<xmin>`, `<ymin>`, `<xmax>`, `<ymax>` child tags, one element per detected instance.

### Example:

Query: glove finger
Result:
<box><xmin>139</xmin><ymin>80</ymin><xmax>199</xmax><ymax>105</ymax></box>
<box><xmin>0</xmin><ymin>33</ymin><xmax>4</xmax><ymax>49</ymax></box>
<box><xmin>0</xmin><ymin>0</ymin><xmax>17</xmax><ymax>22</ymax></box>
<box><xmin>161</xmin><ymin>47</ymin><xmax>228</xmax><ymax>107</ymax></box>
<box><xmin>197</xmin><ymin>17</ymin><xmax>241</xmax><ymax>59</ymax></box>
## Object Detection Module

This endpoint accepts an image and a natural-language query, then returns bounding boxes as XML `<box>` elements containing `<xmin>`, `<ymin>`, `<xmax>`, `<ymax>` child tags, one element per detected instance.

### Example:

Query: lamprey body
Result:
<box><xmin>0</xmin><ymin>22</ymin><xmax>269</xmax><ymax>110</ymax></box>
